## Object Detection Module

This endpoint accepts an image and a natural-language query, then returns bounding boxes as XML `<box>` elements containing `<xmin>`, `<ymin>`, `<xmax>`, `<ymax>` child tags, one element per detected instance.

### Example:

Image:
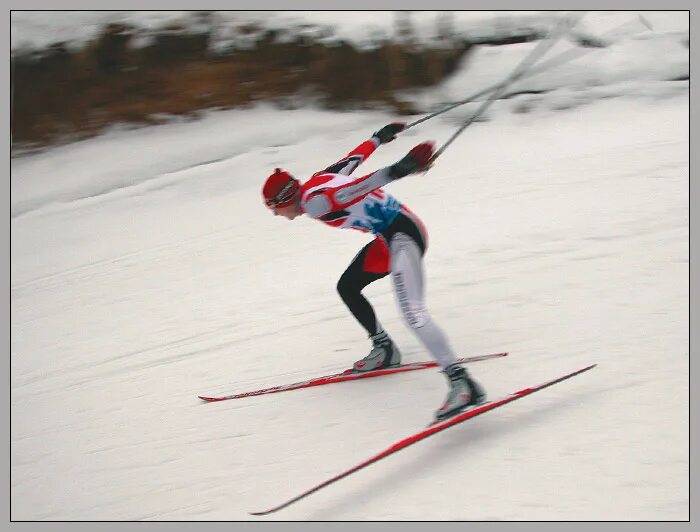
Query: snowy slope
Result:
<box><xmin>11</xmin><ymin>12</ymin><xmax>688</xmax><ymax>521</ymax></box>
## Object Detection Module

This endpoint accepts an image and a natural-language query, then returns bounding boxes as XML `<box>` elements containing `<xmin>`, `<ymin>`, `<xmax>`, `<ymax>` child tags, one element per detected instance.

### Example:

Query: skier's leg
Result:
<box><xmin>388</xmin><ymin>232</ymin><xmax>486</xmax><ymax>419</ymax></box>
<box><xmin>388</xmin><ymin>232</ymin><xmax>459</xmax><ymax>368</ymax></box>
<box><xmin>337</xmin><ymin>239</ymin><xmax>389</xmax><ymax>336</ymax></box>
<box><xmin>337</xmin><ymin>238</ymin><xmax>402</xmax><ymax>371</ymax></box>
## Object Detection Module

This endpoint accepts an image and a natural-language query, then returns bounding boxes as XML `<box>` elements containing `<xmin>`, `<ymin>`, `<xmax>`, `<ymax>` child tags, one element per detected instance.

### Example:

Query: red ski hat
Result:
<box><xmin>262</xmin><ymin>168</ymin><xmax>300</xmax><ymax>208</ymax></box>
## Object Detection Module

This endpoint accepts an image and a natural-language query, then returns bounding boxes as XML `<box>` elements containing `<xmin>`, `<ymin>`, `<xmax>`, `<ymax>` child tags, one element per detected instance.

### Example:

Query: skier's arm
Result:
<box><xmin>319</xmin><ymin>122</ymin><xmax>406</xmax><ymax>176</ymax></box>
<box><xmin>304</xmin><ymin>142</ymin><xmax>434</xmax><ymax>217</ymax></box>
<box><xmin>320</xmin><ymin>138</ymin><xmax>380</xmax><ymax>176</ymax></box>
<box><xmin>303</xmin><ymin>167</ymin><xmax>392</xmax><ymax>217</ymax></box>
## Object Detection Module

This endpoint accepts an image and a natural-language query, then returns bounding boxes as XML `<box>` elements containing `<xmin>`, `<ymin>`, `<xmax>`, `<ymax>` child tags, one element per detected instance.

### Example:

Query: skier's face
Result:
<box><xmin>273</xmin><ymin>201</ymin><xmax>302</xmax><ymax>220</ymax></box>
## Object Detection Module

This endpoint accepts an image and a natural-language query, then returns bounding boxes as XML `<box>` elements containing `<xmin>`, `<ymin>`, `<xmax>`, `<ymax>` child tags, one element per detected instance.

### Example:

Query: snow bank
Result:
<box><xmin>11</xmin><ymin>11</ymin><xmax>688</xmax><ymax>218</ymax></box>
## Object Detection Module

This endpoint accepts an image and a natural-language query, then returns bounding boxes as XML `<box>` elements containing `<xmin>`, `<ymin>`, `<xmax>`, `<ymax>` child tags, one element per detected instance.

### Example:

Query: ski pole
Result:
<box><xmin>427</xmin><ymin>12</ymin><xmax>585</xmax><ymax>165</ymax></box>
<box><xmin>405</xmin><ymin>14</ymin><xmax>651</xmax><ymax>132</ymax></box>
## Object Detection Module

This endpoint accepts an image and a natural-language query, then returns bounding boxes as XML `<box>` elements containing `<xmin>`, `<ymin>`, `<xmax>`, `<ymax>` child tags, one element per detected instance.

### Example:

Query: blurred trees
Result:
<box><xmin>11</xmin><ymin>14</ymin><xmax>540</xmax><ymax>150</ymax></box>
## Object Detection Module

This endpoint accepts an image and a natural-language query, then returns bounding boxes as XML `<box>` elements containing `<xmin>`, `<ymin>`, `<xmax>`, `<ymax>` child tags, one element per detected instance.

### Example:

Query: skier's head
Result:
<box><xmin>263</xmin><ymin>168</ymin><xmax>302</xmax><ymax>219</ymax></box>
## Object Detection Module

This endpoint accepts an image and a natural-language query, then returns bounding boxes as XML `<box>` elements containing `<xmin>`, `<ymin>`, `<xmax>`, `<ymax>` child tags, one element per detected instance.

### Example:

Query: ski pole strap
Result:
<box><xmin>428</xmin><ymin>12</ymin><xmax>586</xmax><ymax>165</ymax></box>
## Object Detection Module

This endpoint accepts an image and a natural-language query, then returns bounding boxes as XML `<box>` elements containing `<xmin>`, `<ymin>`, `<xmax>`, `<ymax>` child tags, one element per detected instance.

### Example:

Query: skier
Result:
<box><xmin>261</xmin><ymin>122</ymin><xmax>486</xmax><ymax>421</ymax></box>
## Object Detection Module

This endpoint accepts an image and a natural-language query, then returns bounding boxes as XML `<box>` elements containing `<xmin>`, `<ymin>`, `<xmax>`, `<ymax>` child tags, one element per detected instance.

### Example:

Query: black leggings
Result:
<box><xmin>337</xmin><ymin>243</ymin><xmax>388</xmax><ymax>335</ymax></box>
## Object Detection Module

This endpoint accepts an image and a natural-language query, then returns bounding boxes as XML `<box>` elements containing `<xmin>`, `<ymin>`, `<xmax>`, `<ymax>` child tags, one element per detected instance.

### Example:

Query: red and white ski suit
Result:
<box><xmin>300</xmin><ymin>137</ymin><xmax>460</xmax><ymax>369</ymax></box>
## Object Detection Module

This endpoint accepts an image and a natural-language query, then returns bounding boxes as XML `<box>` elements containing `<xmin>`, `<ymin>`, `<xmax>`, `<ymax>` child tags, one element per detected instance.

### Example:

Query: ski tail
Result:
<box><xmin>250</xmin><ymin>364</ymin><xmax>596</xmax><ymax>516</ymax></box>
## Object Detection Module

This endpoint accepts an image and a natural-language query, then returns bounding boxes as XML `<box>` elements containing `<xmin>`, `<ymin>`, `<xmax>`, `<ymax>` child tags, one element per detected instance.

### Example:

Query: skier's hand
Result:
<box><xmin>372</xmin><ymin>122</ymin><xmax>406</xmax><ymax>144</ymax></box>
<box><xmin>389</xmin><ymin>142</ymin><xmax>435</xmax><ymax>179</ymax></box>
<box><xmin>407</xmin><ymin>142</ymin><xmax>434</xmax><ymax>168</ymax></box>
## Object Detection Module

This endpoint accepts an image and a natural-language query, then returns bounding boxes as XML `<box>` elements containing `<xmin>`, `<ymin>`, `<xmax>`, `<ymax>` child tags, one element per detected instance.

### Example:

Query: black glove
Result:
<box><xmin>372</xmin><ymin>122</ymin><xmax>406</xmax><ymax>144</ymax></box>
<box><xmin>389</xmin><ymin>142</ymin><xmax>435</xmax><ymax>179</ymax></box>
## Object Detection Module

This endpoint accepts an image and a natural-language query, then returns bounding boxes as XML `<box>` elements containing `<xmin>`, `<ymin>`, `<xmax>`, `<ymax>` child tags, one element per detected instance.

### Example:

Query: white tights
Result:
<box><xmin>389</xmin><ymin>233</ymin><xmax>459</xmax><ymax>369</ymax></box>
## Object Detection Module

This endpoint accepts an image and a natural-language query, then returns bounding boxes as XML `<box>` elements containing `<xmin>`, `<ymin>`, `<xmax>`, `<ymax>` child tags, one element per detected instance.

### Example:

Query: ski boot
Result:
<box><xmin>352</xmin><ymin>330</ymin><xmax>401</xmax><ymax>372</ymax></box>
<box><xmin>434</xmin><ymin>364</ymin><xmax>486</xmax><ymax>422</ymax></box>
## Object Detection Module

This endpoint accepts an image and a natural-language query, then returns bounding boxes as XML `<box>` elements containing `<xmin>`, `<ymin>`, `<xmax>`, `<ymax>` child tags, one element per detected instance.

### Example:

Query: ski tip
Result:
<box><xmin>198</xmin><ymin>396</ymin><xmax>224</xmax><ymax>402</ymax></box>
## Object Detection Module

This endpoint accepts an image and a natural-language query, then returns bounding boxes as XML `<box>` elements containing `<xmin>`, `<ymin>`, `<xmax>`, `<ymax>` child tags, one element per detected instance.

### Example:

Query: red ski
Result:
<box><xmin>198</xmin><ymin>352</ymin><xmax>507</xmax><ymax>402</ymax></box>
<box><xmin>250</xmin><ymin>363</ymin><xmax>596</xmax><ymax>516</ymax></box>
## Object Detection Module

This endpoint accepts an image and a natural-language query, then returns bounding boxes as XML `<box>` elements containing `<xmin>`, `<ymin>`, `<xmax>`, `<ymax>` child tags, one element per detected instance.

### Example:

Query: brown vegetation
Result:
<box><xmin>11</xmin><ymin>19</ymin><xmax>542</xmax><ymax>151</ymax></box>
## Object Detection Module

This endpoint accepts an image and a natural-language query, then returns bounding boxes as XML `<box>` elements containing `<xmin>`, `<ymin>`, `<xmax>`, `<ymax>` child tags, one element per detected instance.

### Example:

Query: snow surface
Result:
<box><xmin>11</xmin><ymin>12</ymin><xmax>688</xmax><ymax>521</ymax></box>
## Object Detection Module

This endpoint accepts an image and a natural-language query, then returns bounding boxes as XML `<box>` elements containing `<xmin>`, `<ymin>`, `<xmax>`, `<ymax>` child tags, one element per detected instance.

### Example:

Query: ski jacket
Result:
<box><xmin>300</xmin><ymin>137</ymin><xmax>403</xmax><ymax>234</ymax></box>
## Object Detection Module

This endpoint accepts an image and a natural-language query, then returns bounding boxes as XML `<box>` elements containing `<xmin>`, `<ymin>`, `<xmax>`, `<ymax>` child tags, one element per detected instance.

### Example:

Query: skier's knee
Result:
<box><xmin>400</xmin><ymin>305</ymin><xmax>429</xmax><ymax>329</ymax></box>
<box><xmin>337</xmin><ymin>274</ymin><xmax>356</xmax><ymax>301</ymax></box>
